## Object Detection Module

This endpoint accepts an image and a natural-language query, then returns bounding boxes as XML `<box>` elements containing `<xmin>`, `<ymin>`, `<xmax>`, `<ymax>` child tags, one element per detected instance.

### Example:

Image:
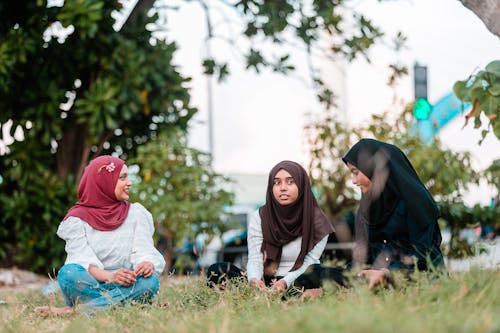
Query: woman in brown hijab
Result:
<box><xmin>207</xmin><ymin>161</ymin><xmax>343</xmax><ymax>295</ymax></box>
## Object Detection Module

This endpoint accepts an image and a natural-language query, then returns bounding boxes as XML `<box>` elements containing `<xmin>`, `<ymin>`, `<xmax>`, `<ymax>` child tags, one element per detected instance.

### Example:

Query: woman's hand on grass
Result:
<box><xmin>249</xmin><ymin>278</ymin><xmax>266</xmax><ymax>290</ymax></box>
<box><xmin>272</xmin><ymin>280</ymin><xmax>287</xmax><ymax>292</ymax></box>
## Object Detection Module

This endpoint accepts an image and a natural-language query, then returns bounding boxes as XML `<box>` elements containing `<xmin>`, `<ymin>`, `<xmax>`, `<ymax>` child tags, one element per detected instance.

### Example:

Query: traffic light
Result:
<box><xmin>413</xmin><ymin>98</ymin><xmax>432</xmax><ymax>120</ymax></box>
<box><xmin>413</xmin><ymin>63</ymin><xmax>431</xmax><ymax>120</ymax></box>
<box><xmin>414</xmin><ymin>63</ymin><xmax>427</xmax><ymax>100</ymax></box>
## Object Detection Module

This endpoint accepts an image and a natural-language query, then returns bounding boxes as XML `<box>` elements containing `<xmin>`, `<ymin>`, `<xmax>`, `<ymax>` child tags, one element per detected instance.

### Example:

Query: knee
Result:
<box><xmin>58</xmin><ymin>264</ymin><xmax>87</xmax><ymax>284</ymax></box>
<box><xmin>206</xmin><ymin>262</ymin><xmax>243</xmax><ymax>287</ymax></box>
<box><xmin>293</xmin><ymin>264</ymin><xmax>322</xmax><ymax>290</ymax></box>
<box><xmin>206</xmin><ymin>263</ymin><xmax>221</xmax><ymax>277</ymax></box>
<box><xmin>58</xmin><ymin>264</ymin><xmax>99</xmax><ymax>294</ymax></box>
<box><xmin>136</xmin><ymin>275</ymin><xmax>160</xmax><ymax>295</ymax></box>
<box><xmin>206</xmin><ymin>262</ymin><xmax>238</xmax><ymax>276</ymax></box>
<box><xmin>206</xmin><ymin>262</ymin><xmax>229</xmax><ymax>280</ymax></box>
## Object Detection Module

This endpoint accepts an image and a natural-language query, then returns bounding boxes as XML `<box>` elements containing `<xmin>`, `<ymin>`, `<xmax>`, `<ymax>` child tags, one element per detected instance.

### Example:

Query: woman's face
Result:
<box><xmin>347</xmin><ymin>162</ymin><xmax>372</xmax><ymax>194</ymax></box>
<box><xmin>272</xmin><ymin>169</ymin><xmax>299</xmax><ymax>205</ymax></box>
<box><xmin>114</xmin><ymin>164</ymin><xmax>132</xmax><ymax>201</ymax></box>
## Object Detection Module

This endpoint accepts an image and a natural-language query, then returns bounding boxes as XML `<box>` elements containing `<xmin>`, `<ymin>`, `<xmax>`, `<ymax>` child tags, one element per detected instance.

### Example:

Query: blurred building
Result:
<box><xmin>225</xmin><ymin>173</ymin><xmax>267</xmax><ymax>209</ymax></box>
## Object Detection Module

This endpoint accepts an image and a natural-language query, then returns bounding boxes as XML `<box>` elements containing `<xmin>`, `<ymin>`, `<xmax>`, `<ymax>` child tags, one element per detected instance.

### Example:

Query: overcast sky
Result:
<box><xmin>159</xmin><ymin>0</ymin><xmax>499</xmax><ymax>204</ymax></box>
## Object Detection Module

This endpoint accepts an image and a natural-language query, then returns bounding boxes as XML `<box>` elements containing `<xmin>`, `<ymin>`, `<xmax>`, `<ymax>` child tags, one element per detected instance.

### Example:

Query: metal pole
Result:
<box><xmin>200</xmin><ymin>0</ymin><xmax>214</xmax><ymax>164</ymax></box>
<box><xmin>207</xmin><ymin>70</ymin><xmax>214</xmax><ymax>162</ymax></box>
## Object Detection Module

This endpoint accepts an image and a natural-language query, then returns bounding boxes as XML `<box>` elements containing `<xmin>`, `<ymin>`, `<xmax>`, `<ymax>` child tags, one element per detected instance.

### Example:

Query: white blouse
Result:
<box><xmin>57</xmin><ymin>202</ymin><xmax>165</xmax><ymax>275</ymax></box>
<box><xmin>246</xmin><ymin>210</ymin><xmax>328</xmax><ymax>287</ymax></box>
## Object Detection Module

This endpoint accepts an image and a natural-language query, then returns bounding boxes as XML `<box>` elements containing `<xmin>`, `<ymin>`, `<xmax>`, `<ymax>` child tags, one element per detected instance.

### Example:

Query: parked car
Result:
<box><xmin>169</xmin><ymin>206</ymin><xmax>253</xmax><ymax>275</ymax></box>
<box><xmin>196</xmin><ymin>228</ymin><xmax>248</xmax><ymax>271</ymax></box>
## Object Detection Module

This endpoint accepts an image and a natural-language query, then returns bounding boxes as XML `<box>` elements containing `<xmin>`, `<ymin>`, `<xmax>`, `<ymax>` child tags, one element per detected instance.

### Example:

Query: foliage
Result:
<box><xmin>305</xmin><ymin>105</ymin><xmax>485</xmax><ymax>254</ymax></box>
<box><xmin>0</xmin><ymin>157</ymin><xmax>71</xmax><ymax>270</ymax></box>
<box><xmin>438</xmin><ymin>200</ymin><xmax>500</xmax><ymax>258</ymax></box>
<box><xmin>453</xmin><ymin>60</ymin><xmax>500</xmax><ymax>142</ymax></box>
<box><xmin>3</xmin><ymin>269</ymin><xmax>500</xmax><ymax>332</ymax></box>
<box><xmin>159</xmin><ymin>0</ymin><xmax>405</xmax><ymax>108</ymax></box>
<box><xmin>485</xmin><ymin>158</ymin><xmax>500</xmax><ymax>194</ymax></box>
<box><xmin>0</xmin><ymin>0</ymin><xmax>427</xmax><ymax>273</ymax></box>
<box><xmin>304</xmin><ymin>111</ymin><xmax>362</xmax><ymax>223</ymax></box>
<box><xmin>0</xmin><ymin>1</ymin><xmax>196</xmax><ymax>272</ymax></box>
<box><xmin>306</xmin><ymin>106</ymin><xmax>482</xmax><ymax>216</ymax></box>
<box><xmin>131</xmin><ymin>129</ymin><xmax>234</xmax><ymax>269</ymax></box>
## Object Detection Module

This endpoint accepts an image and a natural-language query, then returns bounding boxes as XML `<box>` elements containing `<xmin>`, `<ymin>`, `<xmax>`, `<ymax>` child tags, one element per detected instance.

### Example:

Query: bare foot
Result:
<box><xmin>34</xmin><ymin>306</ymin><xmax>74</xmax><ymax>317</ymax></box>
<box><xmin>156</xmin><ymin>301</ymin><xmax>170</xmax><ymax>308</ymax></box>
<box><xmin>300</xmin><ymin>288</ymin><xmax>324</xmax><ymax>301</ymax></box>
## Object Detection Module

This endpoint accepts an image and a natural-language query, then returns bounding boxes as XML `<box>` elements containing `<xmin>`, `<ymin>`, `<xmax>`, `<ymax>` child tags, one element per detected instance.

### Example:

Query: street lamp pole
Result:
<box><xmin>201</xmin><ymin>1</ymin><xmax>214</xmax><ymax>164</ymax></box>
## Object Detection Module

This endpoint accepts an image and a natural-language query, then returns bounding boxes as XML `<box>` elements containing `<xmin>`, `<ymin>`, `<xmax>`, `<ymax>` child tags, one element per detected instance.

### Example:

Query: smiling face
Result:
<box><xmin>114</xmin><ymin>164</ymin><xmax>132</xmax><ymax>201</ymax></box>
<box><xmin>272</xmin><ymin>169</ymin><xmax>299</xmax><ymax>206</ymax></box>
<box><xmin>347</xmin><ymin>162</ymin><xmax>372</xmax><ymax>194</ymax></box>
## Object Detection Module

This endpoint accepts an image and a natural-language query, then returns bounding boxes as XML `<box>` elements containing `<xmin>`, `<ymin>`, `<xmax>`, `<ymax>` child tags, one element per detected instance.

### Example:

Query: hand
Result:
<box><xmin>249</xmin><ymin>278</ymin><xmax>266</xmax><ymax>290</ymax></box>
<box><xmin>135</xmin><ymin>261</ymin><xmax>155</xmax><ymax>278</ymax></box>
<box><xmin>112</xmin><ymin>268</ymin><xmax>137</xmax><ymax>286</ymax></box>
<box><xmin>300</xmin><ymin>288</ymin><xmax>324</xmax><ymax>302</ymax></box>
<box><xmin>358</xmin><ymin>269</ymin><xmax>391</xmax><ymax>290</ymax></box>
<box><xmin>272</xmin><ymin>280</ymin><xmax>287</xmax><ymax>292</ymax></box>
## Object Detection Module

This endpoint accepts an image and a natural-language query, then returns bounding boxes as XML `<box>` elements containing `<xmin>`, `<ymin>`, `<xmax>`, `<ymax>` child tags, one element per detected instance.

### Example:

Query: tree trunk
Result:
<box><xmin>56</xmin><ymin>123</ymin><xmax>91</xmax><ymax>183</ymax></box>
<box><xmin>460</xmin><ymin>0</ymin><xmax>500</xmax><ymax>37</ymax></box>
<box><xmin>157</xmin><ymin>227</ymin><xmax>176</xmax><ymax>275</ymax></box>
<box><xmin>120</xmin><ymin>0</ymin><xmax>155</xmax><ymax>32</ymax></box>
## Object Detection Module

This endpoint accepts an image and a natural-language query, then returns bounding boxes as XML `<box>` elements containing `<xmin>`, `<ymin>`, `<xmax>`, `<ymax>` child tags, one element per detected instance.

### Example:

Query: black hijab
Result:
<box><xmin>259</xmin><ymin>161</ymin><xmax>334</xmax><ymax>272</ymax></box>
<box><xmin>342</xmin><ymin>138</ymin><xmax>439</xmax><ymax>230</ymax></box>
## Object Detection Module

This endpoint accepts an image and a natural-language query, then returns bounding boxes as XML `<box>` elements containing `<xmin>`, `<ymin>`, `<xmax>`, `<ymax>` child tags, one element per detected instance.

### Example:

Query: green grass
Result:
<box><xmin>1</xmin><ymin>269</ymin><xmax>499</xmax><ymax>333</ymax></box>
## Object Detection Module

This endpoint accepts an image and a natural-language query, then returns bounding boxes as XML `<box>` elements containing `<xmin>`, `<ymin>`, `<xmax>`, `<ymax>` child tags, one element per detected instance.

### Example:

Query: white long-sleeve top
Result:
<box><xmin>246</xmin><ymin>210</ymin><xmax>328</xmax><ymax>288</ymax></box>
<box><xmin>57</xmin><ymin>202</ymin><xmax>165</xmax><ymax>275</ymax></box>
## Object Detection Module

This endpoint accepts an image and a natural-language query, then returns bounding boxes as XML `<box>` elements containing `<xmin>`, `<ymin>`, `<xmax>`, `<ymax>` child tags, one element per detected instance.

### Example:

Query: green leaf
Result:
<box><xmin>453</xmin><ymin>80</ymin><xmax>469</xmax><ymax>101</ymax></box>
<box><xmin>202</xmin><ymin>58</ymin><xmax>216</xmax><ymax>75</ymax></box>
<box><xmin>485</xmin><ymin>60</ymin><xmax>500</xmax><ymax>76</ymax></box>
<box><xmin>473</xmin><ymin>115</ymin><xmax>482</xmax><ymax>129</ymax></box>
<box><xmin>493</xmin><ymin>119</ymin><xmax>500</xmax><ymax>140</ymax></box>
<box><xmin>468</xmin><ymin>87</ymin><xmax>487</xmax><ymax>104</ymax></box>
<box><xmin>488</xmin><ymin>82</ymin><xmax>500</xmax><ymax>96</ymax></box>
<box><xmin>479</xmin><ymin>93</ymin><xmax>499</xmax><ymax>116</ymax></box>
<box><xmin>217</xmin><ymin>63</ymin><xmax>230</xmax><ymax>82</ymax></box>
<box><xmin>246</xmin><ymin>49</ymin><xmax>265</xmax><ymax>72</ymax></box>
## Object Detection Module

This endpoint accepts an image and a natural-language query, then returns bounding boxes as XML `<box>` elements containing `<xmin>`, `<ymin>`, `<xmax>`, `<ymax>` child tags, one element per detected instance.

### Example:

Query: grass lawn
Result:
<box><xmin>0</xmin><ymin>268</ymin><xmax>499</xmax><ymax>333</ymax></box>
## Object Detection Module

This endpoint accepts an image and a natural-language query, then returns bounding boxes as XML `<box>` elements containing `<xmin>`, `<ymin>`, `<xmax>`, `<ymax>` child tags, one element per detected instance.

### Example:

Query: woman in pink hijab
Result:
<box><xmin>36</xmin><ymin>156</ymin><xmax>165</xmax><ymax>316</ymax></box>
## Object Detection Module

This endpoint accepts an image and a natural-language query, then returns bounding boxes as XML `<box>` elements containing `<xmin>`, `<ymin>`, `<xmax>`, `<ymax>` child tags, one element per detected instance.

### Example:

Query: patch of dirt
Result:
<box><xmin>0</xmin><ymin>267</ymin><xmax>200</xmax><ymax>294</ymax></box>
<box><xmin>0</xmin><ymin>267</ymin><xmax>51</xmax><ymax>292</ymax></box>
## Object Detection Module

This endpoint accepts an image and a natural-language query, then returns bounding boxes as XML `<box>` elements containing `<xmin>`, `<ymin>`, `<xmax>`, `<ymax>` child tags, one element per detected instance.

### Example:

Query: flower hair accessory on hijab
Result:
<box><xmin>98</xmin><ymin>162</ymin><xmax>116</xmax><ymax>173</ymax></box>
<box><xmin>64</xmin><ymin>155</ymin><xmax>130</xmax><ymax>231</ymax></box>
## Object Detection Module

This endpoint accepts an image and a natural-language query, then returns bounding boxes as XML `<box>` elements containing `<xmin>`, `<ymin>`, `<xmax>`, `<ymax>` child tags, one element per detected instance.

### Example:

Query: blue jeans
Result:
<box><xmin>58</xmin><ymin>264</ymin><xmax>160</xmax><ymax>313</ymax></box>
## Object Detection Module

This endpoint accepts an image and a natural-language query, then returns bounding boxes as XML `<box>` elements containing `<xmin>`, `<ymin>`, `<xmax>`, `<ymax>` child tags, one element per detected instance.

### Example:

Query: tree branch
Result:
<box><xmin>122</xmin><ymin>0</ymin><xmax>155</xmax><ymax>29</ymax></box>
<box><xmin>460</xmin><ymin>0</ymin><xmax>500</xmax><ymax>37</ymax></box>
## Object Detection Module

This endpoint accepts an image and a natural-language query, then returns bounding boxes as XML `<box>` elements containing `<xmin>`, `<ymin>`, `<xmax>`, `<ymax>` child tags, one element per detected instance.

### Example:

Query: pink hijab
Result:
<box><xmin>64</xmin><ymin>155</ymin><xmax>130</xmax><ymax>231</ymax></box>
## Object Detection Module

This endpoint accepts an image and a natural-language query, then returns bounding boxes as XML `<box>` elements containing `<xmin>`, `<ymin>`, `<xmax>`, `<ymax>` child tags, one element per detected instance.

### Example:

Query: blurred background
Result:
<box><xmin>0</xmin><ymin>0</ymin><xmax>498</xmax><ymax>276</ymax></box>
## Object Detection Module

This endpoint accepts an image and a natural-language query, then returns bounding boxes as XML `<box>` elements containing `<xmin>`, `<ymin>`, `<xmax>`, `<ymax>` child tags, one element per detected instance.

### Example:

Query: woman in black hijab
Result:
<box><xmin>207</xmin><ymin>161</ymin><xmax>342</xmax><ymax>294</ymax></box>
<box><xmin>343</xmin><ymin>138</ymin><xmax>443</xmax><ymax>288</ymax></box>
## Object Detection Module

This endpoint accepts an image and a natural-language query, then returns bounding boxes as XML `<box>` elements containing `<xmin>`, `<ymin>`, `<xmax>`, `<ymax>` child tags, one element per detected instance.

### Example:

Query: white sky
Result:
<box><xmin>5</xmin><ymin>1</ymin><xmax>497</xmax><ymax>205</ymax></box>
<box><xmin>162</xmin><ymin>0</ymin><xmax>499</xmax><ymax>205</ymax></box>
<box><xmin>162</xmin><ymin>0</ymin><xmax>499</xmax><ymax>206</ymax></box>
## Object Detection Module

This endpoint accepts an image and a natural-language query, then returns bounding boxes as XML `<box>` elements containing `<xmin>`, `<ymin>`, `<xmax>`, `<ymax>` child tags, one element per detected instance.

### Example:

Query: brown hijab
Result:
<box><xmin>259</xmin><ymin>160</ymin><xmax>334</xmax><ymax>273</ymax></box>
